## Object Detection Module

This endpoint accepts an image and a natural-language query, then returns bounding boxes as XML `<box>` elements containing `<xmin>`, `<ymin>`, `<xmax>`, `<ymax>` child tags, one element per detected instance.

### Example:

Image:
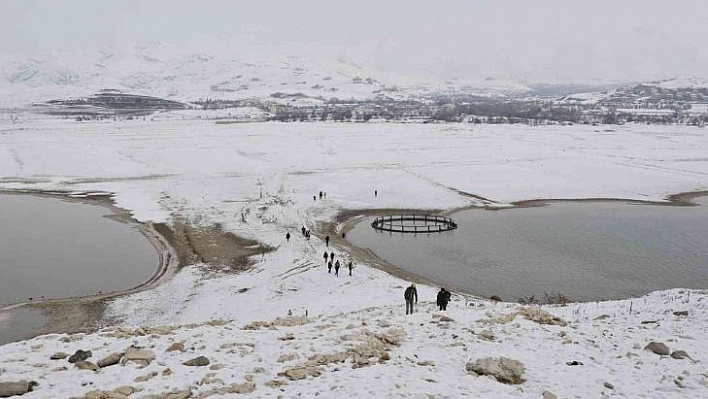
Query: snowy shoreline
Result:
<box><xmin>2</xmin><ymin>186</ymin><xmax>707</xmax><ymax>343</ymax></box>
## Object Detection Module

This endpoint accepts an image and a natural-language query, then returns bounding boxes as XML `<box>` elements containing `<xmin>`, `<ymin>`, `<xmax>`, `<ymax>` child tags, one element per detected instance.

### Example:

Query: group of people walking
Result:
<box><xmin>324</xmin><ymin>250</ymin><xmax>353</xmax><ymax>277</ymax></box>
<box><xmin>404</xmin><ymin>284</ymin><xmax>452</xmax><ymax>315</ymax></box>
<box><xmin>285</xmin><ymin>227</ymin><xmax>355</xmax><ymax>277</ymax></box>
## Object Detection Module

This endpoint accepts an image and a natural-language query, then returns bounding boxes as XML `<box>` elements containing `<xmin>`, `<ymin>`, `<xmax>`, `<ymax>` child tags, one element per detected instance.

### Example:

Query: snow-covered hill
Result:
<box><xmin>0</xmin><ymin>42</ymin><xmax>532</xmax><ymax>107</ymax></box>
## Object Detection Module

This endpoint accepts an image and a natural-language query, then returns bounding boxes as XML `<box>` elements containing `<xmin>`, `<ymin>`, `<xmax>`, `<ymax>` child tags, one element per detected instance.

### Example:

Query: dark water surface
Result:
<box><xmin>0</xmin><ymin>194</ymin><xmax>159</xmax><ymax>307</ymax></box>
<box><xmin>348</xmin><ymin>197</ymin><xmax>708</xmax><ymax>302</ymax></box>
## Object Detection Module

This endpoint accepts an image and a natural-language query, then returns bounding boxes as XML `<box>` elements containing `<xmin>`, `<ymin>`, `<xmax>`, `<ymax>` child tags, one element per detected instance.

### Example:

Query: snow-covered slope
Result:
<box><xmin>648</xmin><ymin>76</ymin><xmax>708</xmax><ymax>89</ymax></box>
<box><xmin>0</xmin><ymin>43</ymin><xmax>532</xmax><ymax>107</ymax></box>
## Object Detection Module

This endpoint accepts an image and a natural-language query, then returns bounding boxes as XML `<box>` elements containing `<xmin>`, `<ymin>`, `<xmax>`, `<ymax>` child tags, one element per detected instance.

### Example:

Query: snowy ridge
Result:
<box><xmin>648</xmin><ymin>76</ymin><xmax>708</xmax><ymax>89</ymax></box>
<box><xmin>0</xmin><ymin>42</ymin><xmax>532</xmax><ymax>107</ymax></box>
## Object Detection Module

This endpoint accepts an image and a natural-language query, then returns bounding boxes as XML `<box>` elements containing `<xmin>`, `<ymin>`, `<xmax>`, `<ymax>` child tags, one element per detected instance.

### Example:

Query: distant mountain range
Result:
<box><xmin>2</xmin><ymin>42</ymin><xmax>707</xmax><ymax>120</ymax></box>
<box><xmin>0</xmin><ymin>42</ymin><xmax>536</xmax><ymax>107</ymax></box>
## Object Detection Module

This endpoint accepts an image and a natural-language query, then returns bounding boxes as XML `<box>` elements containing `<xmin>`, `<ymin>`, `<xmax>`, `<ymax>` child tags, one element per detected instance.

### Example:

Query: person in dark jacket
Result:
<box><xmin>323</xmin><ymin>251</ymin><xmax>329</xmax><ymax>264</ymax></box>
<box><xmin>334</xmin><ymin>260</ymin><xmax>340</xmax><ymax>276</ymax></box>
<box><xmin>404</xmin><ymin>283</ymin><xmax>418</xmax><ymax>315</ymax></box>
<box><xmin>328</xmin><ymin>261</ymin><xmax>332</xmax><ymax>274</ymax></box>
<box><xmin>325</xmin><ymin>235</ymin><xmax>330</xmax><ymax>247</ymax></box>
<box><xmin>436</xmin><ymin>288</ymin><xmax>451</xmax><ymax>311</ymax></box>
<box><xmin>348</xmin><ymin>261</ymin><xmax>353</xmax><ymax>276</ymax></box>
<box><xmin>286</xmin><ymin>232</ymin><xmax>290</xmax><ymax>242</ymax></box>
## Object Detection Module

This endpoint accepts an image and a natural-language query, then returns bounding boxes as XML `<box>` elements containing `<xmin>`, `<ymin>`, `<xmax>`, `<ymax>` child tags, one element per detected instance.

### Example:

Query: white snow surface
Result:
<box><xmin>1</xmin><ymin>117</ymin><xmax>708</xmax><ymax>398</ymax></box>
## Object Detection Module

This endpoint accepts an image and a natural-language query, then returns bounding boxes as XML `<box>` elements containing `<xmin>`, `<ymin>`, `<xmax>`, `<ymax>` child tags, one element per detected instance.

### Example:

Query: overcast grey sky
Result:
<box><xmin>1</xmin><ymin>0</ymin><xmax>707</xmax><ymax>83</ymax></box>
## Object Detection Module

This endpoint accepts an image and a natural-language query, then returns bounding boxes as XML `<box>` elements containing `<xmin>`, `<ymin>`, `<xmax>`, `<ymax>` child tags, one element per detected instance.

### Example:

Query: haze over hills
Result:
<box><xmin>0</xmin><ymin>42</ymin><xmax>537</xmax><ymax>107</ymax></box>
<box><xmin>2</xmin><ymin>42</ymin><xmax>708</xmax><ymax>128</ymax></box>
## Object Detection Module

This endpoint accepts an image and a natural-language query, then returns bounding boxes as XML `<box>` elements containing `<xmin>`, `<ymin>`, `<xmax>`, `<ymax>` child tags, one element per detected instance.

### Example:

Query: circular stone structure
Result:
<box><xmin>371</xmin><ymin>214</ymin><xmax>457</xmax><ymax>233</ymax></box>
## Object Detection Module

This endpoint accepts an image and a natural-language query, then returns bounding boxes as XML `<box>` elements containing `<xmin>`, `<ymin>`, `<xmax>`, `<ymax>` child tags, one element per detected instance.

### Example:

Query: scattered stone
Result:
<box><xmin>121</xmin><ymin>346</ymin><xmax>155</xmax><ymax>367</ymax></box>
<box><xmin>566</xmin><ymin>360</ymin><xmax>583</xmax><ymax>366</ymax></box>
<box><xmin>97</xmin><ymin>353</ymin><xmax>122</xmax><ymax>368</ymax></box>
<box><xmin>416</xmin><ymin>360</ymin><xmax>435</xmax><ymax>366</ymax></box>
<box><xmin>265</xmin><ymin>379</ymin><xmax>288</xmax><ymax>388</ymax></box>
<box><xmin>644</xmin><ymin>342</ymin><xmax>670</xmax><ymax>356</ymax></box>
<box><xmin>163</xmin><ymin>389</ymin><xmax>191</xmax><ymax>399</ymax></box>
<box><xmin>162</xmin><ymin>368</ymin><xmax>173</xmax><ymax>376</ymax></box>
<box><xmin>277</xmin><ymin>354</ymin><xmax>298</xmax><ymax>363</ymax></box>
<box><xmin>594</xmin><ymin>314</ymin><xmax>610</xmax><ymax>320</ymax></box>
<box><xmin>604</xmin><ymin>381</ymin><xmax>615</xmax><ymax>390</ymax></box>
<box><xmin>278</xmin><ymin>366</ymin><xmax>321</xmax><ymax>380</ymax></box>
<box><xmin>209</xmin><ymin>363</ymin><xmax>225</xmax><ymax>371</ymax></box>
<box><xmin>439</xmin><ymin>315</ymin><xmax>455</xmax><ymax>322</ymax></box>
<box><xmin>670</xmin><ymin>350</ymin><xmax>693</xmax><ymax>361</ymax></box>
<box><xmin>278</xmin><ymin>333</ymin><xmax>295</xmax><ymax>341</ymax></box>
<box><xmin>112</xmin><ymin>386</ymin><xmax>138</xmax><ymax>396</ymax></box>
<box><xmin>377</xmin><ymin>320</ymin><xmax>391</xmax><ymax>328</ymax></box>
<box><xmin>227</xmin><ymin>382</ymin><xmax>256</xmax><ymax>394</ymax></box>
<box><xmin>68</xmin><ymin>350</ymin><xmax>93</xmax><ymax>364</ymax></box>
<box><xmin>166</xmin><ymin>342</ymin><xmax>185</xmax><ymax>353</ymax></box>
<box><xmin>465</xmin><ymin>357</ymin><xmax>525</xmax><ymax>384</ymax></box>
<box><xmin>477</xmin><ymin>330</ymin><xmax>495</xmax><ymax>341</ymax></box>
<box><xmin>74</xmin><ymin>360</ymin><xmax>100</xmax><ymax>372</ymax></box>
<box><xmin>83</xmin><ymin>389</ymin><xmax>129</xmax><ymax>399</ymax></box>
<box><xmin>183</xmin><ymin>356</ymin><xmax>210</xmax><ymax>367</ymax></box>
<box><xmin>673</xmin><ymin>311</ymin><xmax>689</xmax><ymax>317</ymax></box>
<box><xmin>0</xmin><ymin>381</ymin><xmax>38</xmax><ymax>397</ymax></box>
<box><xmin>134</xmin><ymin>371</ymin><xmax>158</xmax><ymax>382</ymax></box>
<box><xmin>542</xmin><ymin>391</ymin><xmax>557</xmax><ymax>399</ymax></box>
<box><xmin>641</xmin><ymin>320</ymin><xmax>658</xmax><ymax>324</ymax></box>
<box><xmin>50</xmin><ymin>352</ymin><xmax>70</xmax><ymax>360</ymax></box>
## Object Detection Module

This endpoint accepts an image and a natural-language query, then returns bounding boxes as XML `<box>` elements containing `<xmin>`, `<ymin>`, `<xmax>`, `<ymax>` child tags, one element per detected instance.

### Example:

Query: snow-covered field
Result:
<box><xmin>1</xmin><ymin>117</ymin><xmax>708</xmax><ymax>398</ymax></box>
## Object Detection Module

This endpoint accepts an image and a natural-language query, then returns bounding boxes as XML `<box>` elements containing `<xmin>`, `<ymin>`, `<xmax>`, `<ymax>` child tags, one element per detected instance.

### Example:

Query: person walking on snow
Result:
<box><xmin>334</xmin><ymin>260</ymin><xmax>340</xmax><ymax>276</ymax></box>
<box><xmin>286</xmin><ymin>232</ymin><xmax>290</xmax><ymax>242</ymax></box>
<box><xmin>325</xmin><ymin>235</ymin><xmax>330</xmax><ymax>247</ymax></box>
<box><xmin>330</xmin><ymin>251</ymin><xmax>334</xmax><ymax>261</ymax></box>
<box><xmin>323</xmin><ymin>251</ymin><xmax>329</xmax><ymax>264</ymax></box>
<box><xmin>404</xmin><ymin>283</ymin><xmax>418</xmax><ymax>315</ymax></box>
<box><xmin>436</xmin><ymin>288</ymin><xmax>451</xmax><ymax>311</ymax></box>
<box><xmin>348</xmin><ymin>261</ymin><xmax>353</xmax><ymax>276</ymax></box>
<box><xmin>328</xmin><ymin>261</ymin><xmax>332</xmax><ymax>274</ymax></box>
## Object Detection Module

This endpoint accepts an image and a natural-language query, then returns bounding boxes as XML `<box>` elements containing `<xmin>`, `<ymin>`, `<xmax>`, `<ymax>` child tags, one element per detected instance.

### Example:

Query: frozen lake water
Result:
<box><xmin>0</xmin><ymin>194</ymin><xmax>159</xmax><ymax>307</ymax></box>
<box><xmin>348</xmin><ymin>197</ymin><xmax>708</xmax><ymax>302</ymax></box>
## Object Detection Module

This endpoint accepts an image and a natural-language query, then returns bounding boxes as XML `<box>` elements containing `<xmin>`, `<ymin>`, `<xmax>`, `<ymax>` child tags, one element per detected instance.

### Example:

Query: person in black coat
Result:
<box><xmin>404</xmin><ymin>283</ymin><xmax>418</xmax><ymax>315</ymax></box>
<box><xmin>286</xmin><ymin>232</ymin><xmax>290</xmax><ymax>242</ymax></box>
<box><xmin>328</xmin><ymin>261</ymin><xmax>332</xmax><ymax>274</ymax></box>
<box><xmin>436</xmin><ymin>288</ymin><xmax>451</xmax><ymax>311</ymax></box>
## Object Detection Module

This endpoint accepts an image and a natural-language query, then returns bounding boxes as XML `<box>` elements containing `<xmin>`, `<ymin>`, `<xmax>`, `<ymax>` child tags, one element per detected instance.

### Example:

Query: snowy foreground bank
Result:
<box><xmin>1</xmin><ymin>118</ymin><xmax>708</xmax><ymax>397</ymax></box>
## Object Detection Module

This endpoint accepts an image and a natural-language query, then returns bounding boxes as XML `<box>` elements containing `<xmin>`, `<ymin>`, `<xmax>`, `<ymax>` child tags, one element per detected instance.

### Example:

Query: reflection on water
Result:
<box><xmin>348</xmin><ymin>197</ymin><xmax>708</xmax><ymax>302</ymax></box>
<box><xmin>0</xmin><ymin>194</ymin><xmax>159</xmax><ymax>307</ymax></box>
